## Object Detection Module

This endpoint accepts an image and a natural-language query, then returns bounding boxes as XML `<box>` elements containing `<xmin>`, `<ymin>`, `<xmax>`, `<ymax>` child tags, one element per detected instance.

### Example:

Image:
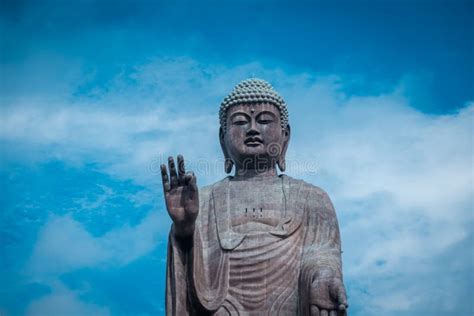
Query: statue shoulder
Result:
<box><xmin>282</xmin><ymin>175</ymin><xmax>334</xmax><ymax>209</ymax></box>
<box><xmin>198</xmin><ymin>176</ymin><xmax>232</xmax><ymax>200</ymax></box>
<box><xmin>307</xmin><ymin>183</ymin><xmax>333</xmax><ymax>204</ymax></box>
<box><xmin>282</xmin><ymin>175</ymin><xmax>330</xmax><ymax>197</ymax></box>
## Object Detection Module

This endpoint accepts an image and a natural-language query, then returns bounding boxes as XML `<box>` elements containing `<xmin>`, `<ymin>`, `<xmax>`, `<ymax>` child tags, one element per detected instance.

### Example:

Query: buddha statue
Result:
<box><xmin>161</xmin><ymin>79</ymin><xmax>348</xmax><ymax>315</ymax></box>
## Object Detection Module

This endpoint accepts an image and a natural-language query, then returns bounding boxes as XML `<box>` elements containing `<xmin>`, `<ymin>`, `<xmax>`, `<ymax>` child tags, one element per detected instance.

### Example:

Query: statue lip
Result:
<box><xmin>245</xmin><ymin>137</ymin><xmax>263</xmax><ymax>146</ymax></box>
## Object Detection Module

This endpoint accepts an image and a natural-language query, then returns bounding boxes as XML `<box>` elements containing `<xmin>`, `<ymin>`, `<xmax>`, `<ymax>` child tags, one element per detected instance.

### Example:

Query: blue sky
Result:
<box><xmin>1</xmin><ymin>1</ymin><xmax>473</xmax><ymax>315</ymax></box>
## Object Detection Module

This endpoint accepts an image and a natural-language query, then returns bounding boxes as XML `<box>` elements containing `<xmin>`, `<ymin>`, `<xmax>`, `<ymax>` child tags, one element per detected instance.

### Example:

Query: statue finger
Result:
<box><xmin>336</xmin><ymin>285</ymin><xmax>348</xmax><ymax>308</ymax></box>
<box><xmin>329</xmin><ymin>280</ymin><xmax>347</xmax><ymax>306</ymax></box>
<box><xmin>310</xmin><ymin>305</ymin><xmax>320</xmax><ymax>316</ymax></box>
<box><xmin>185</xmin><ymin>172</ymin><xmax>198</xmax><ymax>196</ymax></box>
<box><xmin>168</xmin><ymin>156</ymin><xmax>178</xmax><ymax>188</ymax></box>
<box><xmin>160</xmin><ymin>164</ymin><xmax>170</xmax><ymax>192</ymax></box>
<box><xmin>320</xmin><ymin>310</ymin><xmax>328</xmax><ymax>316</ymax></box>
<box><xmin>329</xmin><ymin>311</ymin><xmax>337</xmax><ymax>316</ymax></box>
<box><xmin>177</xmin><ymin>154</ymin><xmax>186</xmax><ymax>185</ymax></box>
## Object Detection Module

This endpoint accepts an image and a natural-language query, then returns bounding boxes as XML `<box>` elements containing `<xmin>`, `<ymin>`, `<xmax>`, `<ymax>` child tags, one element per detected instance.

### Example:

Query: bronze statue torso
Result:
<box><xmin>225</xmin><ymin>176</ymin><xmax>301</xmax><ymax>314</ymax></box>
<box><xmin>229</xmin><ymin>176</ymin><xmax>284</xmax><ymax>233</ymax></box>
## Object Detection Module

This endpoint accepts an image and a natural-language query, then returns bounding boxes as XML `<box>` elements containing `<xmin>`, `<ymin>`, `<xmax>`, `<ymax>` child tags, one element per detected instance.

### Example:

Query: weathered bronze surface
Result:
<box><xmin>161</xmin><ymin>79</ymin><xmax>348</xmax><ymax>315</ymax></box>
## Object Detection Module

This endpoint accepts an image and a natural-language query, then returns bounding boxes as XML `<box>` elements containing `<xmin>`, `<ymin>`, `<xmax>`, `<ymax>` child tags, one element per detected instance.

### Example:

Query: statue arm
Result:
<box><xmin>166</xmin><ymin>185</ymin><xmax>229</xmax><ymax>315</ymax></box>
<box><xmin>166</xmin><ymin>228</ymin><xmax>192</xmax><ymax>315</ymax></box>
<box><xmin>299</xmin><ymin>187</ymin><xmax>347</xmax><ymax>315</ymax></box>
<box><xmin>303</xmin><ymin>188</ymin><xmax>342</xmax><ymax>275</ymax></box>
<box><xmin>165</xmin><ymin>187</ymin><xmax>204</xmax><ymax>316</ymax></box>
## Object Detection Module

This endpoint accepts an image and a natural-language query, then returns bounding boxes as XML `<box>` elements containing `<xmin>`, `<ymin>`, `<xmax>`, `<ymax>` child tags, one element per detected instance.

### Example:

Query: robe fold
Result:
<box><xmin>166</xmin><ymin>175</ymin><xmax>343</xmax><ymax>315</ymax></box>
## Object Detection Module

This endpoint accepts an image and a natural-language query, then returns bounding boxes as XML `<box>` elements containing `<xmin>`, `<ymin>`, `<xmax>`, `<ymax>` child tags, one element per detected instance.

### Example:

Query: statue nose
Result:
<box><xmin>246</xmin><ymin>127</ymin><xmax>260</xmax><ymax>136</ymax></box>
<box><xmin>247</xmin><ymin>119</ymin><xmax>260</xmax><ymax>136</ymax></box>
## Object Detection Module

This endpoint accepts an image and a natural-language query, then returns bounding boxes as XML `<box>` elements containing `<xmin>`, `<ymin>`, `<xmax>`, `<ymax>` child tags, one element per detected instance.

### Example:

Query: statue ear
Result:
<box><xmin>277</xmin><ymin>124</ymin><xmax>291</xmax><ymax>172</ymax></box>
<box><xmin>219</xmin><ymin>127</ymin><xmax>234</xmax><ymax>174</ymax></box>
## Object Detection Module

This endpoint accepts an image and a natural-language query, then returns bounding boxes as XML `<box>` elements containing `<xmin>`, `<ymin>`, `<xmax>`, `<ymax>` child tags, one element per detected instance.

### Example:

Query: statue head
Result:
<box><xmin>219</xmin><ymin>78</ymin><xmax>291</xmax><ymax>175</ymax></box>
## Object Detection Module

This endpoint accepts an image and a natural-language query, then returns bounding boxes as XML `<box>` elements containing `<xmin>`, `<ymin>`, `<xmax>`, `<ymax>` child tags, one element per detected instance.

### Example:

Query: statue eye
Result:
<box><xmin>257</xmin><ymin>116</ymin><xmax>274</xmax><ymax>124</ymax></box>
<box><xmin>257</xmin><ymin>112</ymin><xmax>275</xmax><ymax>125</ymax></box>
<box><xmin>233</xmin><ymin>120</ymin><xmax>247</xmax><ymax>126</ymax></box>
<box><xmin>232</xmin><ymin>118</ymin><xmax>248</xmax><ymax>126</ymax></box>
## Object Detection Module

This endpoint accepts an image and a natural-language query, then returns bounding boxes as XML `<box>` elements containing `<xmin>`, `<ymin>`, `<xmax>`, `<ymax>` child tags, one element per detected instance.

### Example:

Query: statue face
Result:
<box><xmin>222</xmin><ymin>103</ymin><xmax>289</xmax><ymax>171</ymax></box>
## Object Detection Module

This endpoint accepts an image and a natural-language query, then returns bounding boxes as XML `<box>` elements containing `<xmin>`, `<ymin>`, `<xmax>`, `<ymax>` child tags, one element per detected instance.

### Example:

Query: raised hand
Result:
<box><xmin>310</xmin><ymin>270</ymin><xmax>348</xmax><ymax>316</ymax></box>
<box><xmin>161</xmin><ymin>155</ymin><xmax>199</xmax><ymax>239</ymax></box>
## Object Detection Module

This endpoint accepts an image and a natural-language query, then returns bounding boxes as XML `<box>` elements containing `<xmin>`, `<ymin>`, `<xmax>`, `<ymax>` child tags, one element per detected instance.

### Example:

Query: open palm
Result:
<box><xmin>161</xmin><ymin>155</ymin><xmax>199</xmax><ymax>238</ymax></box>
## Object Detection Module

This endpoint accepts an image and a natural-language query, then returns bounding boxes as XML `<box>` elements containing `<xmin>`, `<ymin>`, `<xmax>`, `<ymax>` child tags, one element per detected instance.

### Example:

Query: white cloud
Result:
<box><xmin>27</xmin><ymin>211</ymin><xmax>169</xmax><ymax>278</ymax></box>
<box><xmin>26</xmin><ymin>281</ymin><xmax>110</xmax><ymax>316</ymax></box>
<box><xmin>3</xmin><ymin>57</ymin><xmax>473</xmax><ymax>315</ymax></box>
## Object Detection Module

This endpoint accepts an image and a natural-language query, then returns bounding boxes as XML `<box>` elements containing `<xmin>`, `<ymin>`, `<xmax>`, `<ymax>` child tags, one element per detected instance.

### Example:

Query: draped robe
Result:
<box><xmin>166</xmin><ymin>175</ymin><xmax>343</xmax><ymax>315</ymax></box>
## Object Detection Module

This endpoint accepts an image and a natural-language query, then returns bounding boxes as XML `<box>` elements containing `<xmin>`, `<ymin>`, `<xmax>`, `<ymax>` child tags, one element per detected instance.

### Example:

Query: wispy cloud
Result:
<box><xmin>26</xmin><ymin>281</ymin><xmax>110</xmax><ymax>316</ymax></box>
<box><xmin>27</xmin><ymin>211</ymin><xmax>168</xmax><ymax>279</ymax></box>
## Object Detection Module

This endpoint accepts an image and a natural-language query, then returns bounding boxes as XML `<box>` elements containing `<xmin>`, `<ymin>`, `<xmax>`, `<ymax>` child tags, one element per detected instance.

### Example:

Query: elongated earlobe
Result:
<box><xmin>225</xmin><ymin>159</ymin><xmax>234</xmax><ymax>174</ymax></box>
<box><xmin>220</xmin><ymin>128</ymin><xmax>234</xmax><ymax>174</ymax></box>
<box><xmin>277</xmin><ymin>157</ymin><xmax>286</xmax><ymax>172</ymax></box>
<box><xmin>277</xmin><ymin>125</ymin><xmax>291</xmax><ymax>173</ymax></box>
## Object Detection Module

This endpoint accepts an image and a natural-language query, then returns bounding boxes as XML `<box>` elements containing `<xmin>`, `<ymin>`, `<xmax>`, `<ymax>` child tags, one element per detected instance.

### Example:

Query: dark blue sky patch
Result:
<box><xmin>1</xmin><ymin>0</ymin><xmax>472</xmax><ymax>113</ymax></box>
<box><xmin>1</xmin><ymin>161</ymin><xmax>156</xmax><ymax>238</ymax></box>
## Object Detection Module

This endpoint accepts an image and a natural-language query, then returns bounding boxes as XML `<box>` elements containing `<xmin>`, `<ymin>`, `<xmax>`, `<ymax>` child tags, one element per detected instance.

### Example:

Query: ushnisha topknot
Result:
<box><xmin>219</xmin><ymin>78</ymin><xmax>289</xmax><ymax>131</ymax></box>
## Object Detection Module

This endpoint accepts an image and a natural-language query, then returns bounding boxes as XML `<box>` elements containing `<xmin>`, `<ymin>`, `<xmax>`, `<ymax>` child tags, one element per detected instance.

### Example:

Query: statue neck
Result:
<box><xmin>233</xmin><ymin>165</ymin><xmax>278</xmax><ymax>181</ymax></box>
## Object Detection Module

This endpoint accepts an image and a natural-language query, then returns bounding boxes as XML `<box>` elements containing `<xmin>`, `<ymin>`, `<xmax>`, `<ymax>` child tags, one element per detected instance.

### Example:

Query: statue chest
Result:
<box><xmin>209</xmin><ymin>176</ymin><xmax>306</xmax><ymax>250</ymax></box>
<box><xmin>228</xmin><ymin>180</ymin><xmax>285</xmax><ymax>233</ymax></box>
